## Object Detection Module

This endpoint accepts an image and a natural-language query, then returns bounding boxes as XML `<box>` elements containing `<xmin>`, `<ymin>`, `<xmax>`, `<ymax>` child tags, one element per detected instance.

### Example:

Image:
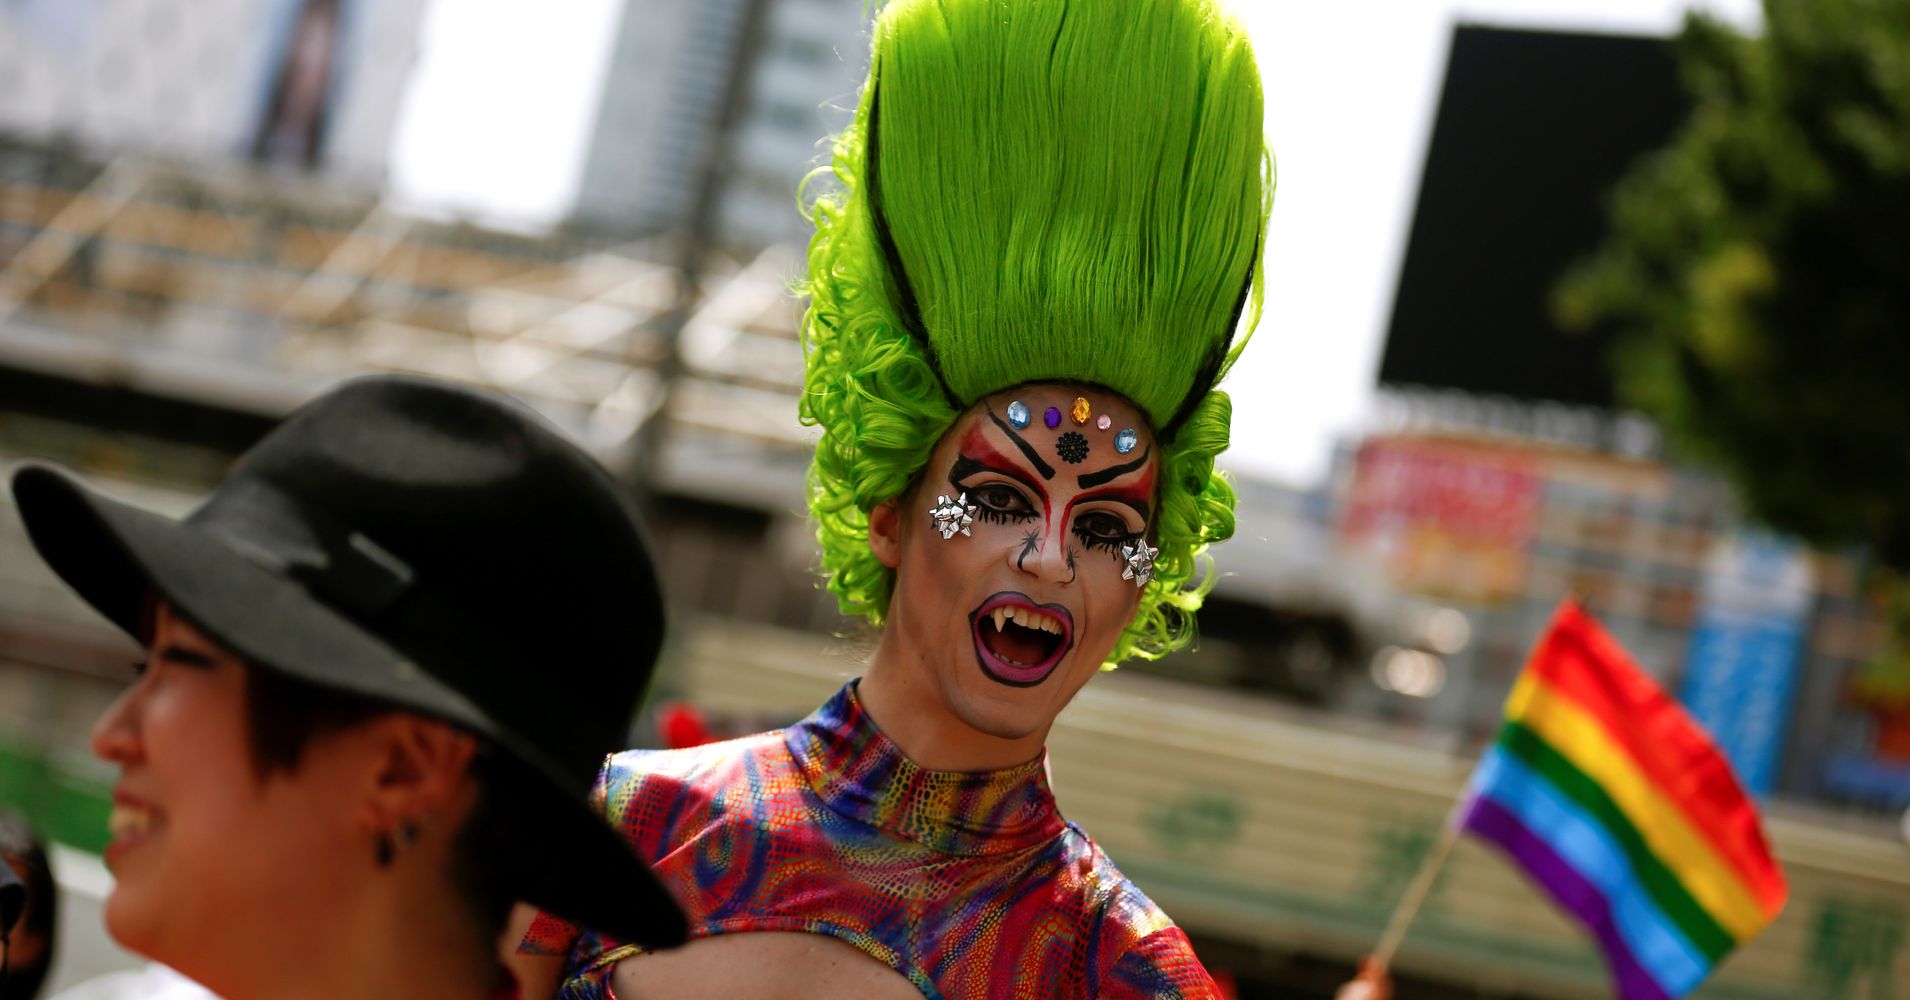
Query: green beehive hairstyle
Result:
<box><xmin>800</xmin><ymin>0</ymin><xmax>1273</xmax><ymax>665</ymax></box>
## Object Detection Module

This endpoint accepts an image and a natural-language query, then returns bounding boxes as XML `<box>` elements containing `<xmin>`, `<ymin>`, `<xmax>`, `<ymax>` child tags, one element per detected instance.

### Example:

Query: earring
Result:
<box><xmin>929</xmin><ymin>493</ymin><xmax>976</xmax><ymax>540</ymax></box>
<box><xmin>1121</xmin><ymin>541</ymin><xmax>1158</xmax><ymax>589</ymax></box>
<box><xmin>375</xmin><ymin>820</ymin><xmax>420</xmax><ymax>868</ymax></box>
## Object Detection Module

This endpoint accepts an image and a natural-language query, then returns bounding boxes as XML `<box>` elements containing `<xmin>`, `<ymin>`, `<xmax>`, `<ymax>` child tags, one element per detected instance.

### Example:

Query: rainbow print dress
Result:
<box><xmin>525</xmin><ymin>682</ymin><xmax>1216</xmax><ymax>999</ymax></box>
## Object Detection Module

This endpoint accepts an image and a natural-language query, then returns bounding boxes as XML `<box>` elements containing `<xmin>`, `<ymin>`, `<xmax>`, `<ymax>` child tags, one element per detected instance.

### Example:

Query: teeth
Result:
<box><xmin>109</xmin><ymin>804</ymin><xmax>156</xmax><ymax>839</ymax></box>
<box><xmin>986</xmin><ymin>606</ymin><xmax>1063</xmax><ymax>635</ymax></box>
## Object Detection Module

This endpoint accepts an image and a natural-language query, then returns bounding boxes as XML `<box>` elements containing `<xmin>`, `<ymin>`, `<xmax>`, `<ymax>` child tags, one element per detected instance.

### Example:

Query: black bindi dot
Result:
<box><xmin>1055</xmin><ymin>432</ymin><xmax>1089</xmax><ymax>464</ymax></box>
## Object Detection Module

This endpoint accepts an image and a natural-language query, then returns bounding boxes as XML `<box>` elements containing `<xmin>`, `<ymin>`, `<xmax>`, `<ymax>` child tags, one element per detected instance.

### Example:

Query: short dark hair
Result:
<box><xmin>0</xmin><ymin>810</ymin><xmax>56</xmax><ymax>1000</ymax></box>
<box><xmin>242</xmin><ymin>663</ymin><xmax>391</xmax><ymax>777</ymax></box>
<box><xmin>240</xmin><ymin>666</ymin><xmax>528</xmax><ymax>944</ymax></box>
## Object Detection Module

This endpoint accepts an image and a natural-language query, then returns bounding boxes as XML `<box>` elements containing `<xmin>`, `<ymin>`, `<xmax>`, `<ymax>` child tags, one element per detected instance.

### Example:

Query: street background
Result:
<box><xmin>0</xmin><ymin>1</ymin><xmax>1905</xmax><ymax>997</ymax></box>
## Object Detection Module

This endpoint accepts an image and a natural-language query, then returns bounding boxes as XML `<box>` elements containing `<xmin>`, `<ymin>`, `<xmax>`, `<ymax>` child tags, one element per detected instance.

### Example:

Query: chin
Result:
<box><xmin>955</xmin><ymin>701</ymin><xmax>1046</xmax><ymax>742</ymax></box>
<box><xmin>103</xmin><ymin>885</ymin><xmax>164</xmax><ymax>958</ymax></box>
<box><xmin>949</xmin><ymin>671</ymin><xmax>1077</xmax><ymax>743</ymax></box>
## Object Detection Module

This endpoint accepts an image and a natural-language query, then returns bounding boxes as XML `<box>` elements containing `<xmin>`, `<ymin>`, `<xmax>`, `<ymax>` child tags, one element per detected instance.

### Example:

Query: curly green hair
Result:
<box><xmin>799</xmin><ymin>0</ymin><xmax>1272</xmax><ymax>667</ymax></box>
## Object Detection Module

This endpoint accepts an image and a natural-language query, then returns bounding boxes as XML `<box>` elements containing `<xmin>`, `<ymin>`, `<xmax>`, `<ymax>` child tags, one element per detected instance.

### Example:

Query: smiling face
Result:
<box><xmin>868</xmin><ymin>384</ymin><xmax>1158</xmax><ymax>758</ymax></box>
<box><xmin>88</xmin><ymin>605</ymin><xmax>383</xmax><ymax>977</ymax></box>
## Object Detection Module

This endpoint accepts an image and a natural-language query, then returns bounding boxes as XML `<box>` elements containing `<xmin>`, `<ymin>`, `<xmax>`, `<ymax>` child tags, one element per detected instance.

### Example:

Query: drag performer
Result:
<box><xmin>10</xmin><ymin>377</ymin><xmax>686</xmax><ymax>1000</ymax></box>
<box><xmin>512</xmin><ymin>0</ymin><xmax>1269</xmax><ymax>996</ymax></box>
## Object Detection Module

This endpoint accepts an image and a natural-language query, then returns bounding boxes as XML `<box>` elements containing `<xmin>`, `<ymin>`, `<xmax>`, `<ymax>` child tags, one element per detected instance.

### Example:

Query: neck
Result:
<box><xmin>186</xmin><ymin>862</ymin><xmax>499</xmax><ymax>1000</ymax></box>
<box><xmin>859</xmin><ymin>633</ymin><xmax>1051</xmax><ymax>772</ymax></box>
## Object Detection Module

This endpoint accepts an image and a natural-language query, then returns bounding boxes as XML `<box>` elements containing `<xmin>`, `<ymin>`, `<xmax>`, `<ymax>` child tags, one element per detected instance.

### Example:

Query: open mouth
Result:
<box><xmin>104</xmin><ymin>798</ymin><xmax>163</xmax><ymax>868</ymax></box>
<box><xmin>970</xmin><ymin>592</ymin><xmax>1074</xmax><ymax>687</ymax></box>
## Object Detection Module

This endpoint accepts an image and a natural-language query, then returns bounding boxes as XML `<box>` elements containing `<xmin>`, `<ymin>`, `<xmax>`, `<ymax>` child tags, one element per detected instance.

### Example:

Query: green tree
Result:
<box><xmin>1559</xmin><ymin>0</ymin><xmax>1910</xmax><ymax>567</ymax></box>
<box><xmin>1556</xmin><ymin>0</ymin><xmax>1910</xmax><ymax>700</ymax></box>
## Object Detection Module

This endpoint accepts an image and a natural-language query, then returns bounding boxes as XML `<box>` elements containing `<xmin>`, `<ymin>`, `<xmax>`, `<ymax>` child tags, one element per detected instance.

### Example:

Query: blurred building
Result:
<box><xmin>570</xmin><ymin>0</ymin><xmax>868</xmax><ymax>248</ymax></box>
<box><xmin>0</xmin><ymin>0</ymin><xmax>429</xmax><ymax>182</ymax></box>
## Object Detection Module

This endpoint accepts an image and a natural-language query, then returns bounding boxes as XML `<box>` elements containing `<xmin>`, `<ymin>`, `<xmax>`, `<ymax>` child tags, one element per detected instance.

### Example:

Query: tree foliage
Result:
<box><xmin>1556</xmin><ymin>0</ymin><xmax>1910</xmax><ymax>572</ymax></box>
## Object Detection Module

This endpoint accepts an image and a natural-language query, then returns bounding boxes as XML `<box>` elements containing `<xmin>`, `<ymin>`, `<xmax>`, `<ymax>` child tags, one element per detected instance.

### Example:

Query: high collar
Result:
<box><xmin>784</xmin><ymin>682</ymin><xmax>1066</xmax><ymax>857</ymax></box>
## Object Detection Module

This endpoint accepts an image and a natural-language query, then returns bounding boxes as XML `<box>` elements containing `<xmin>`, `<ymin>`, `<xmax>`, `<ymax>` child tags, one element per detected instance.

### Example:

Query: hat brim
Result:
<box><xmin>11</xmin><ymin>464</ymin><xmax>687</xmax><ymax>947</ymax></box>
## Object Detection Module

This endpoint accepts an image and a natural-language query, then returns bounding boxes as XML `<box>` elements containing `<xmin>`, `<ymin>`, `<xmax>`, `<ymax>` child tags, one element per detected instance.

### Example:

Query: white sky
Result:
<box><xmin>388</xmin><ymin>0</ymin><xmax>1762</xmax><ymax>487</ymax></box>
<box><xmin>387</xmin><ymin>0</ymin><xmax>625</xmax><ymax>227</ymax></box>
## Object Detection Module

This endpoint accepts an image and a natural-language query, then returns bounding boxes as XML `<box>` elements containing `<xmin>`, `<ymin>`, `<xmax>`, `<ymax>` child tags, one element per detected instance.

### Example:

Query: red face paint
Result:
<box><xmin>957</xmin><ymin>424</ymin><xmax>1053</xmax><ymax>529</ymax></box>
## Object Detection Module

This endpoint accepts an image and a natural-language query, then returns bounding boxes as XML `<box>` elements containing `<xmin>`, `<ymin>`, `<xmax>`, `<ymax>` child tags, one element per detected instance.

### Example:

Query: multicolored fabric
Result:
<box><xmin>524</xmin><ymin>682</ymin><xmax>1216</xmax><ymax>999</ymax></box>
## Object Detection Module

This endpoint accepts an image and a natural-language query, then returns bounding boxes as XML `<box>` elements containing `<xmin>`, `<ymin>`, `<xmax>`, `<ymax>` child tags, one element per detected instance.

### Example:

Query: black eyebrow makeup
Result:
<box><xmin>1076</xmin><ymin>445</ymin><xmax>1152</xmax><ymax>490</ymax></box>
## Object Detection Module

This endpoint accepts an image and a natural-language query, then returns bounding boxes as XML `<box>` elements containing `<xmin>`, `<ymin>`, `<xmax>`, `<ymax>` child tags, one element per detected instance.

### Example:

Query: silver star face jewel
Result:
<box><xmin>1121</xmin><ymin>541</ymin><xmax>1159</xmax><ymax>588</ymax></box>
<box><xmin>929</xmin><ymin>492</ymin><xmax>976</xmax><ymax>540</ymax></box>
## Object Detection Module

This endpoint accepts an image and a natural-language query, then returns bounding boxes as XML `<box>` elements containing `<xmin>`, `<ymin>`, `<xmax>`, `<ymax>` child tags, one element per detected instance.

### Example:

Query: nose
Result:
<box><xmin>1007</xmin><ymin>517</ymin><xmax>1074</xmax><ymax>586</ymax></box>
<box><xmin>91</xmin><ymin>679</ymin><xmax>143</xmax><ymax>766</ymax></box>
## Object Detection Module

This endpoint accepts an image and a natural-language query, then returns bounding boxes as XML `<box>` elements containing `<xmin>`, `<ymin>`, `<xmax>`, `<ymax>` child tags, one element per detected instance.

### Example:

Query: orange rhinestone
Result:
<box><xmin>1070</xmin><ymin>396</ymin><xmax>1091</xmax><ymax>425</ymax></box>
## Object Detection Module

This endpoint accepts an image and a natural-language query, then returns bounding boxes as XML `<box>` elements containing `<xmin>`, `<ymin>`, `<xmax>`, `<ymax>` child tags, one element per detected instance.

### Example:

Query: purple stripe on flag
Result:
<box><xmin>1461</xmin><ymin>796</ymin><xmax>1676</xmax><ymax>1000</ymax></box>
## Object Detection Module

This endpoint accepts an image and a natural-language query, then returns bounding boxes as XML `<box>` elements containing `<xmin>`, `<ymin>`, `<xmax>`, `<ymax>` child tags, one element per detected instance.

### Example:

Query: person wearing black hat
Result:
<box><xmin>9</xmin><ymin>375</ymin><xmax>687</xmax><ymax>1000</ymax></box>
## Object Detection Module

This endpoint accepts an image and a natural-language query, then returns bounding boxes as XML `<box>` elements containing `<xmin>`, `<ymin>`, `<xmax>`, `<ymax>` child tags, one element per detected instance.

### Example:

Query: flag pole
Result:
<box><xmin>1368</xmin><ymin>592</ymin><xmax>1581</xmax><ymax>976</ymax></box>
<box><xmin>1370</xmin><ymin>808</ymin><xmax>1464</xmax><ymax>973</ymax></box>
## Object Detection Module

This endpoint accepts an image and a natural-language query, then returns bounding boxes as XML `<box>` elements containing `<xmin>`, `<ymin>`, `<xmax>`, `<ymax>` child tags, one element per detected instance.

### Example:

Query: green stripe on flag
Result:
<box><xmin>1500</xmin><ymin>721</ymin><xmax>1737</xmax><ymax>963</ymax></box>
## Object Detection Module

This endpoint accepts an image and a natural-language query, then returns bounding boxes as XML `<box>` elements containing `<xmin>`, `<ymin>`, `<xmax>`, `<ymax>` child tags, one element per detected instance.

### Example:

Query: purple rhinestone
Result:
<box><xmin>1044</xmin><ymin>406</ymin><xmax>1062</xmax><ymax>429</ymax></box>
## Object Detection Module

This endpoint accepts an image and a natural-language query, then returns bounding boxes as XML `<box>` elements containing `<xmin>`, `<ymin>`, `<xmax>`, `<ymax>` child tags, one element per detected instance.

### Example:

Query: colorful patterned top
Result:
<box><xmin>524</xmin><ymin>682</ymin><xmax>1217</xmax><ymax>999</ymax></box>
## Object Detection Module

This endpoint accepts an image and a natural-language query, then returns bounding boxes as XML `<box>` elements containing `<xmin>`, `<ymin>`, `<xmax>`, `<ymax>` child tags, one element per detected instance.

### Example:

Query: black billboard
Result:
<box><xmin>1378</xmin><ymin>25</ymin><xmax>1690</xmax><ymax>408</ymax></box>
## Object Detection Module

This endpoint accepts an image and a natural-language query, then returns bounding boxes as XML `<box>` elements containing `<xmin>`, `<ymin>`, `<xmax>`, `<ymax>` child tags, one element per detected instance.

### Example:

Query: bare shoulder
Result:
<box><xmin>612</xmin><ymin>932</ymin><xmax>922</xmax><ymax>1000</ymax></box>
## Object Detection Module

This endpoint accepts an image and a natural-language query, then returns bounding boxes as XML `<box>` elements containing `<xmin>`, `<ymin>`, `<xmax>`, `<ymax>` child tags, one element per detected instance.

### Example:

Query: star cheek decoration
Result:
<box><xmin>929</xmin><ymin>492</ymin><xmax>977</xmax><ymax>540</ymax></box>
<box><xmin>1121</xmin><ymin>541</ymin><xmax>1158</xmax><ymax>588</ymax></box>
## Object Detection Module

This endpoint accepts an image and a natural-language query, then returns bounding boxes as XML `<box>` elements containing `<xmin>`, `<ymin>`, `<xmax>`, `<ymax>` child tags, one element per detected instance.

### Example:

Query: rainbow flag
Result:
<box><xmin>1458</xmin><ymin>601</ymin><xmax>1787</xmax><ymax>1000</ymax></box>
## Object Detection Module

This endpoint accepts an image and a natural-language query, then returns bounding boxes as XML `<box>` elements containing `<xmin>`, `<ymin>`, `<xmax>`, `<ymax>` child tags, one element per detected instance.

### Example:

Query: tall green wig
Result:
<box><xmin>801</xmin><ymin>0</ymin><xmax>1272</xmax><ymax>666</ymax></box>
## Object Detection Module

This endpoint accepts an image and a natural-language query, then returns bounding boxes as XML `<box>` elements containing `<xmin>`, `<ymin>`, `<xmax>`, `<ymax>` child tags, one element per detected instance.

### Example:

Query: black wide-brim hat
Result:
<box><xmin>11</xmin><ymin>374</ymin><xmax>686</xmax><ymax>948</ymax></box>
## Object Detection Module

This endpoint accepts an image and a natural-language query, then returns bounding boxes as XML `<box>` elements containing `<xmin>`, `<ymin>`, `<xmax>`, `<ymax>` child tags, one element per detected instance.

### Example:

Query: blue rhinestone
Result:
<box><xmin>1006</xmin><ymin>400</ymin><xmax>1030</xmax><ymax>429</ymax></box>
<box><xmin>1115</xmin><ymin>428</ymin><xmax>1138</xmax><ymax>454</ymax></box>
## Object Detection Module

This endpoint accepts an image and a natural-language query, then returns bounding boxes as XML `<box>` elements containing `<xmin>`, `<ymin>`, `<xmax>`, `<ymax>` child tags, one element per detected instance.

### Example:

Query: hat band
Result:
<box><xmin>189</xmin><ymin>478</ymin><xmax>415</xmax><ymax>620</ymax></box>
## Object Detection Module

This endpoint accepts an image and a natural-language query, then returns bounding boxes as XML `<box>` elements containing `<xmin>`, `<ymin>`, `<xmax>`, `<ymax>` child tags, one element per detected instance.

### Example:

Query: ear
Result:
<box><xmin>868</xmin><ymin>499</ymin><xmax>905</xmax><ymax>569</ymax></box>
<box><xmin>355</xmin><ymin>715</ymin><xmax>479</xmax><ymax>833</ymax></box>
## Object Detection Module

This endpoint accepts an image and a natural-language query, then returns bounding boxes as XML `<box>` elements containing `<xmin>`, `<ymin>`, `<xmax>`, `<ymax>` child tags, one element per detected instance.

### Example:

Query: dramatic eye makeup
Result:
<box><xmin>950</xmin><ymin>405</ymin><xmax>1158</xmax><ymax>564</ymax></box>
<box><xmin>966</xmin><ymin>481</ymin><xmax>1037</xmax><ymax>524</ymax></box>
<box><xmin>1066</xmin><ymin>457</ymin><xmax>1155</xmax><ymax>561</ymax></box>
<box><xmin>1070</xmin><ymin>510</ymin><xmax>1139</xmax><ymax>554</ymax></box>
<box><xmin>950</xmin><ymin>432</ymin><xmax>1047</xmax><ymax>526</ymax></box>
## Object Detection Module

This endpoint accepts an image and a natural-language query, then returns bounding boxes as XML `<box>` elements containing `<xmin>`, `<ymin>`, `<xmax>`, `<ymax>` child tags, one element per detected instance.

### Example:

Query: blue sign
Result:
<box><xmin>1679</xmin><ymin>531</ymin><xmax>1813</xmax><ymax>797</ymax></box>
